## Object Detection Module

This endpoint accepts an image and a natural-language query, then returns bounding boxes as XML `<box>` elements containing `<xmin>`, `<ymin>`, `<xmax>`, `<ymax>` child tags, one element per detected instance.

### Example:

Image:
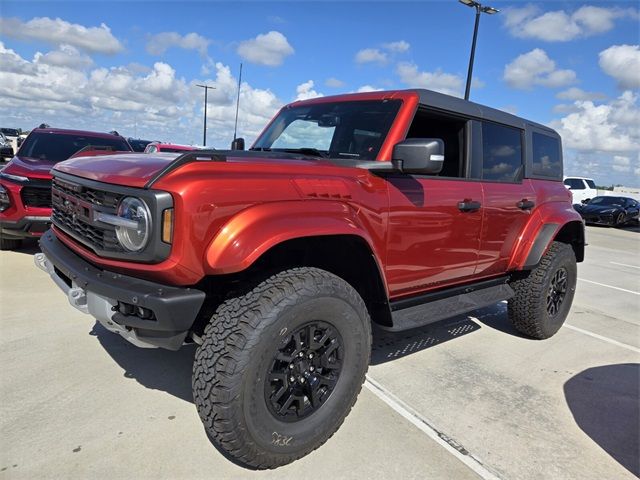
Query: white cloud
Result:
<box><xmin>599</xmin><ymin>45</ymin><xmax>640</xmax><ymax>90</ymax></box>
<box><xmin>356</xmin><ymin>85</ymin><xmax>382</xmax><ymax>93</ymax></box>
<box><xmin>325</xmin><ymin>77</ymin><xmax>345</xmax><ymax>88</ymax></box>
<box><xmin>0</xmin><ymin>41</ymin><xmax>283</xmax><ymax>147</ymax></box>
<box><xmin>34</xmin><ymin>44</ymin><xmax>93</xmax><ymax>69</ymax></box>
<box><xmin>551</xmin><ymin>91</ymin><xmax>640</xmax><ymax>153</ymax></box>
<box><xmin>612</xmin><ymin>155</ymin><xmax>631</xmax><ymax>173</ymax></box>
<box><xmin>503</xmin><ymin>49</ymin><xmax>576</xmax><ymax>89</ymax></box>
<box><xmin>355</xmin><ymin>48</ymin><xmax>388</xmax><ymax>65</ymax></box>
<box><xmin>382</xmin><ymin>41</ymin><xmax>410</xmax><ymax>53</ymax></box>
<box><xmin>396</xmin><ymin>62</ymin><xmax>463</xmax><ymax>97</ymax></box>
<box><xmin>503</xmin><ymin>5</ymin><xmax>638</xmax><ymax>42</ymax></box>
<box><xmin>0</xmin><ymin>16</ymin><xmax>123</xmax><ymax>54</ymax></box>
<box><xmin>237</xmin><ymin>31</ymin><xmax>294</xmax><ymax>67</ymax></box>
<box><xmin>295</xmin><ymin>80</ymin><xmax>323</xmax><ymax>101</ymax></box>
<box><xmin>146</xmin><ymin>32</ymin><xmax>210</xmax><ymax>57</ymax></box>
<box><xmin>556</xmin><ymin>87</ymin><xmax>606</xmax><ymax>102</ymax></box>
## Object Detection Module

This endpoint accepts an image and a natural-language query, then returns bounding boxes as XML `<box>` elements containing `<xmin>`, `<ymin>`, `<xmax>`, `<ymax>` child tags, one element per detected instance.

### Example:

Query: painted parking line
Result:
<box><xmin>364</xmin><ymin>375</ymin><xmax>502</xmax><ymax>480</ymax></box>
<box><xmin>564</xmin><ymin>324</ymin><xmax>640</xmax><ymax>354</ymax></box>
<box><xmin>610</xmin><ymin>261</ymin><xmax>640</xmax><ymax>270</ymax></box>
<box><xmin>578</xmin><ymin>278</ymin><xmax>640</xmax><ymax>296</ymax></box>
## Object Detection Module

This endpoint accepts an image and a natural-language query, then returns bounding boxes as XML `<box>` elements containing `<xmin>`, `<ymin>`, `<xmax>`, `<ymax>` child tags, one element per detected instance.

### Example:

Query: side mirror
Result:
<box><xmin>581</xmin><ymin>199</ymin><xmax>589</xmax><ymax>204</ymax></box>
<box><xmin>230</xmin><ymin>137</ymin><xmax>245</xmax><ymax>151</ymax></box>
<box><xmin>392</xmin><ymin>138</ymin><xmax>444</xmax><ymax>174</ymax></box>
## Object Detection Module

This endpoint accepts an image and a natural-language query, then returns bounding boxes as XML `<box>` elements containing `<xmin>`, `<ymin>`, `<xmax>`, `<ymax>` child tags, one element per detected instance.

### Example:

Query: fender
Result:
<box><xmin>508</xmin><ymin>202</ymin><xmax>584</xmax><ymax>270</ymax></box>
<box><xmin>204</xmin><ymin>200</ymin><xmax>385</xmax><ymax>279</ymax></box>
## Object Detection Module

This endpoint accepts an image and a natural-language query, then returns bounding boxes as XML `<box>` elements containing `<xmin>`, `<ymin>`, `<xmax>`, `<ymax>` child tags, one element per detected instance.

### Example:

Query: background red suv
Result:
<box><xmin>0</xmin><ymin>127</ymin><xmax>132</xmax><ymax>249</ymax></box>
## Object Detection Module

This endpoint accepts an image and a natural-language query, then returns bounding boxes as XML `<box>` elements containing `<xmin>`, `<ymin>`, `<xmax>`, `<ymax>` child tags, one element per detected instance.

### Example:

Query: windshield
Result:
<box><xmin>588</xmin><ymin>197</ymin><xmax>624</xmax><ymax>206</ymax></box>
<box><xmin>18</xmin><ymin>132</ymin><xmax>132</xmax><ymax>162</ymax></box>
<box><xmin>252</xmin><ymin>100</ymin><xmax>402</xmax><ymax>160</ymax></box>
<box><xmin>128</xmin><ymin>139</ymin><xmax>152</xmax><ymax>152</ymax></box>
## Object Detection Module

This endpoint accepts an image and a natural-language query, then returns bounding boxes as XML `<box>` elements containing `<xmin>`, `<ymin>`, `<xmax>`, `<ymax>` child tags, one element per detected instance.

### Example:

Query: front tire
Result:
<box><xmin>508</xmin><ymin>242</ymin><xmax>577</xmax><ymax>339</ymax></box>
<box><xmin>615</xmin><ymin>212</ymin><xmax>626</xmax><ymax>226</ymax></box>
<box><xmin>192</xmin><ymin>267</ymin><xmax>372</xmax><ymax>469</ymax></box>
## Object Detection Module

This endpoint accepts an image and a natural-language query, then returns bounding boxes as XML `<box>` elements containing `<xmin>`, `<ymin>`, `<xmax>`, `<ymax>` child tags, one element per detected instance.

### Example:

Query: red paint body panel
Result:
<box><xmin>385</xmin><ymin>177</ymin><xmax>483</xmax><ymax>297</ymax></box>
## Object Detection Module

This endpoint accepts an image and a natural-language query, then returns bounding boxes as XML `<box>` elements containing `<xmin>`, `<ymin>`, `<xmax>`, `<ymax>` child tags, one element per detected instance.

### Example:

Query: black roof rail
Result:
<box><xmin>145</xmin><ymin>149</ymin><xmax>226</xmax><ymax>188</ymax></box>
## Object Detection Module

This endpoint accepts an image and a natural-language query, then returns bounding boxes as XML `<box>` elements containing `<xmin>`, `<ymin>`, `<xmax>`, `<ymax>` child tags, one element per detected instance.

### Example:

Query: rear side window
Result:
<box><xmin>482</xmin><ymin>122</ymin><xmax>523</xmax><ymax>182</ymax></box>
<box><xmin>564</xmin><ymin>178</ymin><xmax>585</xmax><ymax>189</ymax></box>
<box><xmin>585</xmin><ymin>179</ymin><xmax>596</xmax><ymax>189</ymax></box>
<box><xmin>532</xmin><ymin>133</ymin><xmax>562</xmax><ymax>178</ymax></box>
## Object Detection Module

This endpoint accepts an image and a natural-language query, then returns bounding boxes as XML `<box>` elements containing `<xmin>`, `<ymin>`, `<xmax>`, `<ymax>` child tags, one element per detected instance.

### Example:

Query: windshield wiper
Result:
<box><xmin>277</xmin><ymin>148</ymin><xmax>328</xmax><ymax>158</ymax></box>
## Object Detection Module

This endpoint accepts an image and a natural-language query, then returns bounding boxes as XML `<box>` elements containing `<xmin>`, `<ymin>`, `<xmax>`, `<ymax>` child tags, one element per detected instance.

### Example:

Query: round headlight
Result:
<box><xmin>115</xmin><ymin>197</ymin><xmax>151</xmax><ymax>252</ymax></box>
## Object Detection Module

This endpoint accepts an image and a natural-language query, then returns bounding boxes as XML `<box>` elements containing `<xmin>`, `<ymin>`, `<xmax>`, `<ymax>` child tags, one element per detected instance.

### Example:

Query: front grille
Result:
<box><xmin>51</xmin><ymin>177</ymin><xmax>124</xmax><ymax>253</ymax></box>
<box><xmin>21</xmin><ymin>185</ymin><xmax>52</xmax><ymax>208</ymax></box>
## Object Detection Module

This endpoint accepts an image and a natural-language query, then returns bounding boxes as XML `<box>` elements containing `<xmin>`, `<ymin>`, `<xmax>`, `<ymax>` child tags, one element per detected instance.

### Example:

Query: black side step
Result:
<box><xmin>386</xmin><ymin>276</ymin><xmax>514</xmax><ymax>332</ymax></box>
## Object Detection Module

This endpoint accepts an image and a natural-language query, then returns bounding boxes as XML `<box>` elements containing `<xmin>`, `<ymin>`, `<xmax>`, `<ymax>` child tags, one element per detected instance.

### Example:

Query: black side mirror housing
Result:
<box><xmin>231</xmin><ymin>137</ymin><xmax>245</xmax><ymax>151</ymax></box>
<box><xmin>392</xmin><ymin>138</ymin><xmax>445</xmax><ymax>174</ymax></box>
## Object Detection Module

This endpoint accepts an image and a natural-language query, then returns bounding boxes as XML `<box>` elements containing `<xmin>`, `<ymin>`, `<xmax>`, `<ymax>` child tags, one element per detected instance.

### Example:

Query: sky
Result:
<box><xmin>0</xmin><ymin>0</ymin><xmax>638</xmax><ymax>187</ymax></box>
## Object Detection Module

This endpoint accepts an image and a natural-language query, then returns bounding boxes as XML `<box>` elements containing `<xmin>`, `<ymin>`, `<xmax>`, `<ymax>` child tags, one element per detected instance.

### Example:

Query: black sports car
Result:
<box><xmin>574</xmin><ymin>196</ymin><xmax>640</xmax><ymax>227</ymax></box>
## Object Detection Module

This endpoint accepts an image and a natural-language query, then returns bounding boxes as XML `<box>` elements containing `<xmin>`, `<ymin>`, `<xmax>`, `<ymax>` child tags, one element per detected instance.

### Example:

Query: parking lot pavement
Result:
<box><xmin>1</xmin><ymin>225</ymin><xmax>638</xmax><ymax>479</ymax></box>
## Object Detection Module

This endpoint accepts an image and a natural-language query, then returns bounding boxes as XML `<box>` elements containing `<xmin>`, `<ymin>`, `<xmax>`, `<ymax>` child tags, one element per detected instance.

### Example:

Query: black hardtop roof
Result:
<box><xmin>413</xmin><ymin>89</ymin><xmax>557</xmax><ymax>136</ymax></box>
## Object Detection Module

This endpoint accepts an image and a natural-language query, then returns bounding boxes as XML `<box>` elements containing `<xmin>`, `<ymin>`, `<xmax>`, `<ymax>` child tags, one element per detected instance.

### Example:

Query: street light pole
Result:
<box><xmin>459</xmin><ymin>0</ymin><xmax>499</xmax><ymax>101</ymax></box>
<box><xmin>196</xmin><ymin>84</ymin><xmax>216</xmax><ymax>146</ymax></box>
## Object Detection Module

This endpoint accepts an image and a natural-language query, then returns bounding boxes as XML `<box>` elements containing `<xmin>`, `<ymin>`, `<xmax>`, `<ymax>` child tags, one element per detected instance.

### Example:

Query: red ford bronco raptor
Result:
<box><xmin>35</xmin><ymin>89</ymin><xmax>584</xmax><ymax>468</ymax></box>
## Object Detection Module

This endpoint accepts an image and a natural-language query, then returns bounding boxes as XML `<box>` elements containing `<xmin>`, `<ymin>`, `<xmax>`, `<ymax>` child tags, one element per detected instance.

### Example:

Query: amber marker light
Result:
<box><xmin>162</xmin><ymin>208</ymin><xmax>174</xmax><ymax>244</ymax></box>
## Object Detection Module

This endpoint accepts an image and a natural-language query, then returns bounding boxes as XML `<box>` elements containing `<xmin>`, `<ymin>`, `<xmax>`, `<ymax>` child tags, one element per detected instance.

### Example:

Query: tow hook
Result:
<box><xmin>67</xmin><ymin>287</ymin><xmax>89</xmax><ymax>314</ymax></box>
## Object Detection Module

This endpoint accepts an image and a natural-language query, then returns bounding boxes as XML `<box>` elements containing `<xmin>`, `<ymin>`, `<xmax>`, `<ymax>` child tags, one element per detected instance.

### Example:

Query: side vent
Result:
<box><xmin>293</xmin><ymin>179</ymin><xmax>352</xmax><ymax>200</ymax></box>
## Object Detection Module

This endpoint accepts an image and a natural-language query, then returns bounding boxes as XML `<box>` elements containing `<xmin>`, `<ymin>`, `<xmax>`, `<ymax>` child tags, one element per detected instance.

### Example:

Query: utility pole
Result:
<box><xmin>459</xmin><ymin>0</ymin><xmax>499</xmax><ymax>100</ymax></box>
<box><xmin>196</xmin><ymin>84</ymin><xmax>216</xmax><ymax>146</ymax></box>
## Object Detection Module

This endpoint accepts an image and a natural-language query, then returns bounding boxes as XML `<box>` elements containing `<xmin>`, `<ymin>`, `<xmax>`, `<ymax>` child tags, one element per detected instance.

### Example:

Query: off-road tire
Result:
<box><xmin>0</xmin><ymin>235</ymin><xmax>21</xmax><ymax>250</ymax></box>
<box><xmin>192</xmin><ymin>267</ymin><xmax>372</xmax><ymax>469</ymax></box>
<box><xmin>508</xmin><ymin>241</ymin><xmax>576</xmax><ymax>339</ymax></box>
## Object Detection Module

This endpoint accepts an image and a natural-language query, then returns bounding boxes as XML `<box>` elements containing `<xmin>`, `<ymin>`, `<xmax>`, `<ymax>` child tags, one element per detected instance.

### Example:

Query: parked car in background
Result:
<box><xmin>127</xmin><ymin>138</ymin><xmax>154</xmax><ymax>152</ymax></box>
<box><xmin>0</xmin><ymin>128</ymin><xmax>21</xmax><ymax>154</ymax></box>
<box><xmin>563</xmin><ymin>176</ymin><xmax>597</xmax><ymax>204</ymax></box>
<box><xmin>0</xmin><ymin>133</ymin><xmax>13</xmax><ymax>161</ymax></box>
<box><xmin>574</xmin><ymin>196</ymin><xmax>640</xmax><ymax>227</ymax></box>
<box><xmin>0</xmin><ymin>127</ymin><xmax>132</xmax><ymax>249</ymax></box>
<box><xmin>144</xmin><ymin>142</ymin><xmax>197</xmax><ymax>153</ymax></box>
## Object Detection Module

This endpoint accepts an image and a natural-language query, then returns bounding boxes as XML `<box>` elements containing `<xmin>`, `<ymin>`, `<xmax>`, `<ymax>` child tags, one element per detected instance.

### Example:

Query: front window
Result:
<box><xmin>564</xmin><ymin>178</ymin><xmax>585</xmax><ymax>190</ymax></box>
<box><xmin>18</xmin><ymin>132</ymin><xmax>131</xmax><ymax>163</ymax></box>
<box><xmin>252</xmin><ymin>100</ymin><xmax>402</xmax><ymax>160</ymax></box>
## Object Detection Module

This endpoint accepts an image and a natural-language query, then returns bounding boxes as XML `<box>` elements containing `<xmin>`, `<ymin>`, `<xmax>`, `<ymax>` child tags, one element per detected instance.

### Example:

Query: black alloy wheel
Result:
<box><xmin>616</xmin><ymin>212</ymin><xmax>625</xmax><ymax>226</ymax></box>
<box><xmin>265</xmin><ymin>321</ymin><xmax>343</xmax><ymax>422</ymax></box>
<box><xmin>546</xmin><ymin>267</ymin><xmax>568</xmax><ymax>317</ymax></box>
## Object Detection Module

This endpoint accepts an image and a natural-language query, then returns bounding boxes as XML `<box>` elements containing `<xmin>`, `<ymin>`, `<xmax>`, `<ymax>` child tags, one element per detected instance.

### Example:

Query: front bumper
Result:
<box><xmin>36</xmin><ymin>230</ymin><xmax>206</xmax><ymax>350</ymax></box>
<box><xmin>1</xmin><ymin>216</ymin><xmax>51</xmax><ymax>239</ymax></box>
<box><xmin>581</xmin><ymin>214</ymin><xmax>615</xmax><ymax>226</ymax></box>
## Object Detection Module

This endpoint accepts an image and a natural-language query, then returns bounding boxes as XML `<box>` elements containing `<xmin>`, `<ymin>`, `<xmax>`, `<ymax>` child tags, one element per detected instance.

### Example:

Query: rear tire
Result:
<box><xmin>508</xmin><ymin>242</ymin><xmax>576</xmax><ymax>339</ymax></box>
<box><xmin>192</xmin><ymin>267</ymin><xmax>372</xmax><ymax>469</ymax></box>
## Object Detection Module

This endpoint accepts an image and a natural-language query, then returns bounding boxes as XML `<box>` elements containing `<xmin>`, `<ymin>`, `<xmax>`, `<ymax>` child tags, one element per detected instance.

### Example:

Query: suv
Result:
<box><xmin>35</xmin><ymin>89</ymin><xmax>584</xmax><ymax>469</ymax></box>
<box><xmin>563</xmin><ymin>176</ymin><xmax>597</xmax><ymax>204</ymax></box>
<box><xmin>0</xmin><ymin>127</ymin><xmax>132</xmax><ymax>249</ymax></box>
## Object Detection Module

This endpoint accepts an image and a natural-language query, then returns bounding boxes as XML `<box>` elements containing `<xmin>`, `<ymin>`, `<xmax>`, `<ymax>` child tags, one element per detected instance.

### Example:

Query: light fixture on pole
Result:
<box><xmin>459</xmin><ymin>0</ymin><xmax>499</xmax><ymax>101</ymax></box>
<box><xmin>196</xmin><ymin>84</ymin><xmax>216</xmax><ymax>147</ymax></box>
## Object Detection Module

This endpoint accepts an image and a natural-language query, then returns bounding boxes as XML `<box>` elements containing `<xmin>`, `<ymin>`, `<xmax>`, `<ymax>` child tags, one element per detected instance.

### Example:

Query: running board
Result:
<box><xmin>386</xmin><ymin>277</ymin><xmax>514</xmax><ymax>332</ymax></box>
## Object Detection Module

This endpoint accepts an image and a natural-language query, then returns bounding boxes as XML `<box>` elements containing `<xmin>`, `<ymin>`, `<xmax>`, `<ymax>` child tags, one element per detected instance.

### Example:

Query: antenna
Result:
<box><xmin>233</xmin><ymin>63</ymin><xmax>243</xmax><ymax>141</ymax></box>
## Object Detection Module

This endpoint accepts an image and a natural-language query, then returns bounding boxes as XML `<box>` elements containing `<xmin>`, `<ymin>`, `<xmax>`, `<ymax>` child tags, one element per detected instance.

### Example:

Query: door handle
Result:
<box><xmin>458</xmin><ymin>200</ymin><xmax>482</xmax><ymax>212</ymax></box>
<box><xmin>517</xmin><ymin>199</ymin><xmax>535</xmax><ymax>210</ymax></box>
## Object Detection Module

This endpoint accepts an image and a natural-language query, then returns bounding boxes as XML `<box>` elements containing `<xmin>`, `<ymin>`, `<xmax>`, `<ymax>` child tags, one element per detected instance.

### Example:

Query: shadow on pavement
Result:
<box><xmin>470</xmin><ymin>301</ymin><xmax>530</xmax><ymax>338</ymax></box>
<box><xmin>90</xmin><ymin>322</ymin><xmax>196</xmax><ymax>403</ymax></box>
<box><xmin>564</xmin><ymin>363</ymin><xmax>640</xmax><ymax>478</ymax></box>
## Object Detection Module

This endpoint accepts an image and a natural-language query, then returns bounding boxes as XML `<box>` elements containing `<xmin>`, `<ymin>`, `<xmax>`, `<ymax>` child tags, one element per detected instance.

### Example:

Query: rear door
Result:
<box><xmin>475</xmin><ymin>121</ymin><xmax>536</xmax><ymax>276</ymax></box>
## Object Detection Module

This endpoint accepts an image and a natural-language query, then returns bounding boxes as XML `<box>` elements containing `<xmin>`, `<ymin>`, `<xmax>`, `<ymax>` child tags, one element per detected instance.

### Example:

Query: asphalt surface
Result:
<box><xmin>1</xmin><ymin>224</ymin><xmax>638</xmax><ymax>479</ymax></box>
